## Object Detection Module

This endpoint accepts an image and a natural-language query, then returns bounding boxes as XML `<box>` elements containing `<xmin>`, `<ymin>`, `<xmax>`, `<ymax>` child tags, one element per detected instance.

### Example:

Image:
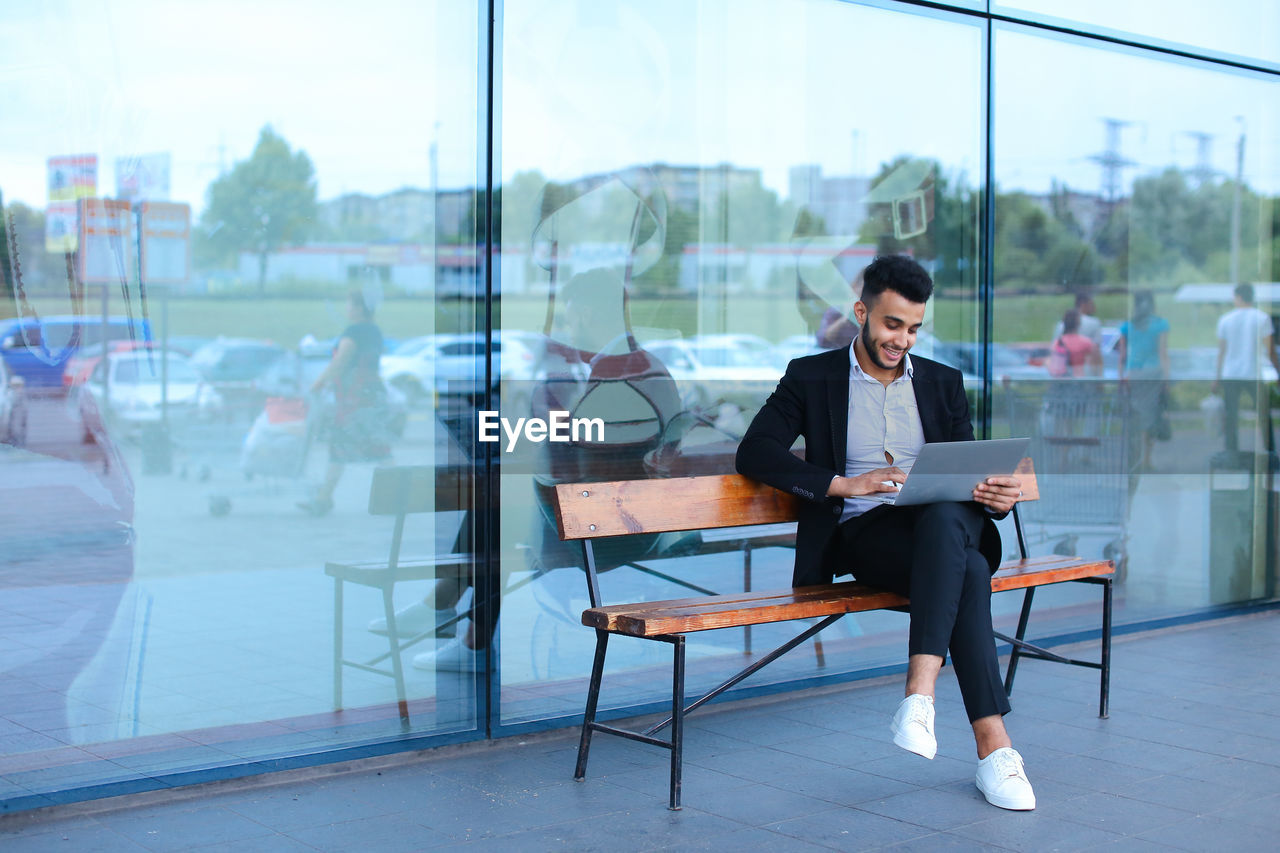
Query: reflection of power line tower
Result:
<box><xmin>1184</xmin><ymin>131</ymin><xmax>1215</xmax><ymax>186</ymax></box>
<box><xmin>1088</xmin><ymin>118</ymin><xmax>1136</xmax><ymax>202</ymax></box>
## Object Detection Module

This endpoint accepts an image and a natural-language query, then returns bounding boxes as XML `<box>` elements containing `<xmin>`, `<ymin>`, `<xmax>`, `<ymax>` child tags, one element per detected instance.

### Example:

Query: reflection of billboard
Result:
<box><xmin>116</xmin><ymin>153</ymin><xmax>170</xmax><ymax>202</ymax></box>
<box><xmin>48</xmin><ymin>154</ymin><xmax>97</xmax><ymax>201</ymax></box>
<box><xmin>78</xmin><ymin>199</ymin><xmax>134</xmax><ymax>284</ymax></box>
<box><xmin>45</xmin><ymin>201</ymin><xmax>79</xmax><ymax>252</ymax></box>
<box><xmin>139</xmin><ymin>202</ymin><xmax>190</xmax><ymax>283</ymax></box>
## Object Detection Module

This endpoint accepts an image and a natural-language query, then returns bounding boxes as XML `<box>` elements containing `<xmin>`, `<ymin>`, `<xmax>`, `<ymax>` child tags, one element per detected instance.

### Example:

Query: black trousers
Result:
<box><xmin>1222</xmin><ymin>379</ymin><xmax>1274</xmax><ymax>453</ymax></box>
<box><xmin>836</xmin><ymin>501</ymin><xmax>1011</xmax><ymax>723</ymax></box>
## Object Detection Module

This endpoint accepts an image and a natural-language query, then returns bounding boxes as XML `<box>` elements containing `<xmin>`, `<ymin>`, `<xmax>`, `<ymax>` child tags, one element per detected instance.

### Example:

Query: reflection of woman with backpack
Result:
<box><xmin>1048</xmin><ymin>309</ymin><xmax>1102</xmax><ymax>378</ymax></box>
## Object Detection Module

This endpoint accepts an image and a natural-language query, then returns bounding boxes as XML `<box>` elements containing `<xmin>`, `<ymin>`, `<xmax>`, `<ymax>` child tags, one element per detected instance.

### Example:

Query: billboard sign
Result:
<box><xmin>116</xmin><ymin>153</ymin><xmax>171</xmax><ymax>202</ymax></box>
<box><xmin>47</xmin><ymin>154</ymin><xmax>98</xmax><ymax>252</ymax></box>
<box><xmin>139</xmin><ymin>202</ymin><xmax>190</xmax><ymax>283</ymax></box>
<box><xmin>77</xmin><ymin>199</ymin><xmax>135</xmax><ymax>284</ymax></box>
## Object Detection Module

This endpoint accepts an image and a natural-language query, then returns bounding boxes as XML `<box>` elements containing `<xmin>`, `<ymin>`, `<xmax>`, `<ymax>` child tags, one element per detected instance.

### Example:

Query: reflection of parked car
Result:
<box><xmin>188</xmin><ymin>337</ymin><xmax>286</xmax><ymax>416</ymax></box>
<box><xmin>64</xmin><ymin>340</ymin><xmax>193</xmax><ymax>388</ymax></box>
<box><xmin>777</xmin><ymin>333</ymin><xmax>823</xmax><ymax>364</ymax></box>
<box><xmin>1167</xmin><ymin>346</ymin><xmax>1277</xmax><ymax>382</ymax></box>
<box><xmin>1</xmin><ymin>356</ymin><xmax>27</xmax><ymax>446</ymax></box>
<box><xmin>81</xmin><ymin>352</ymin><xmax>223</xmax><ymax>438</ymax></box>
<box><xmin>0</xmin><ymin>315</ymin><xmax>153</xmax><ymax>390</ymax></box>
<box><xmin>380</xmin><ymin>331</ymin><xmax>543</xmax><ymax>405</ymax></box>
<box><xmin>645</xmin><ymin>337</ymin><xmax>783</xmax><ymax>409</ymax></box>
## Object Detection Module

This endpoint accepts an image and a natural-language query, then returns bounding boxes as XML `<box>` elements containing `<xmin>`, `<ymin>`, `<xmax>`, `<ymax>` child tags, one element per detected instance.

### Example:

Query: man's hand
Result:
<box><xmin>973</xmin><ymin>475</ymin><xmax>1022</xmax><ymax>514</ymax></box>
<box><xmin>827</xmin><ymin>467</ymin><xmax>907</xmax><ymax>498</ymax></box>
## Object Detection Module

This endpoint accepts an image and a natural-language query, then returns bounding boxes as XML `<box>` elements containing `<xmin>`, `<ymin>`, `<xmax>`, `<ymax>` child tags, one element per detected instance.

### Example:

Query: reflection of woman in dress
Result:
<box><xmin>1118</xmin><ymin>290</ymin><xmax>1170</xmax><ymax>472</ymax></box>
<box><xmin>298</xmin><ymin>289</ymin><xmax>386</xmax><ymax>516</ymax></box>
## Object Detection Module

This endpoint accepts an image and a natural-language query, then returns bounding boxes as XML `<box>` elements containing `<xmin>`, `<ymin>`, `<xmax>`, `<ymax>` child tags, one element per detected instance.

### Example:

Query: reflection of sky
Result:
<box><xmin>0</xmin><ymin>0</ymin><xmax>1277</xmax><ymax>215</ymax></box>
<box><xmin>995</xmin><ymin>26</ymin><xmax>1280</xmax><ymax>194</ymax></box>
<box><xmin>995</xmin><ymin>0</ymin><xmax>1280</xmax><ymax>67</ymax></box>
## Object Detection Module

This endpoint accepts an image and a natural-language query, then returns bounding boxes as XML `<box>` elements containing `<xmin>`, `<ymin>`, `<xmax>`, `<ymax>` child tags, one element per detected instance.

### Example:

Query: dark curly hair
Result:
<box><xmin>859</xmin><ymin>254</ymin><xmax>933</xmax><ymax>308</ymax></box>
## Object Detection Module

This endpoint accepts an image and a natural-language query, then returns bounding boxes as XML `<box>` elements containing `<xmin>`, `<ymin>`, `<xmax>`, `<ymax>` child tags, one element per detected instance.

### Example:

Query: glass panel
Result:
<box><xmin>0</xmin><ymin>0</ymin><xmax>482</xmax><ymax>806</ymax></box>
<box><xmin>496</xmin><ymin>0</ymin><xmax>983</xmax><ymax>727</ymax></box>
<box><xmin>994</xmin><ymin>0</ymin><xmax>1280</xmax><ymax>68</ymax></box>
<box><xmin>992</xmin><ymin>25</ymin><xmax>1280</xmax><ymax>626</ymax></box>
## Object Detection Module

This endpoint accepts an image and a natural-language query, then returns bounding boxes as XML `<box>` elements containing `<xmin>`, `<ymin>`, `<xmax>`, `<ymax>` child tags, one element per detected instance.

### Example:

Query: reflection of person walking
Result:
<box><xmin>1214</xmin><ymin>283</ymin><xmax>1279</xmax><ymax>455</ymax></box>
<box><xmin>298</xmin><ymin>289</ymin><xmax>388</xmax><ymax>516</ymax></box>
<box><xmin>1119</xmin><ymin>290</ymin><xmax>1169</xmax><ymax>473</ymax></box>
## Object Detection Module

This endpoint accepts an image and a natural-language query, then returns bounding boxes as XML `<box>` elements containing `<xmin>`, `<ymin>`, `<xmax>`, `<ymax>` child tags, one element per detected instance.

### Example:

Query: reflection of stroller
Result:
<box><xmin>207</xmin><ymin>396</ymin><xmax>315</xmax><ymax>515</ymax></box>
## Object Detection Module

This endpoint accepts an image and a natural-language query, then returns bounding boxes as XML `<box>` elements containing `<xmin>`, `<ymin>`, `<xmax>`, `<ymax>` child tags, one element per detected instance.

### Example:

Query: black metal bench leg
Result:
<box><xmin>575</xmin><ymin>630</ymin><xmax>609</xmax><ymax>783</ymax></box>
<box><xmin>1003</xmin><ymin>587</ymin><xmax>1035</xmax><ymax>697</ymax></box>
<box><xmin>333</xmin><ymin>578</ymin><xmax>344</xmax><ymax>710</ymax></box>
<box><xmin>669</xmin><ymin>635</ymin><xmax>685</xmax><ymax>811</ymax></box>
<box><xmin>1100</xmin><ymin>577</ymin><xmax>1112</xmax><ymax>719</ymax></box>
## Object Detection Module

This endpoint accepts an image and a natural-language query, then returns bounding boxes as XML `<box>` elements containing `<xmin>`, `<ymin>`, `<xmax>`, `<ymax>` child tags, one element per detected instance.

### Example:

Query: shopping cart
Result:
<box><xmin>206</xmin><ymin>395</ymin><xmax>315</xmax><ymax>516</ymax></box>
<box><xmin>1001</xmin><ymin>379</ymin><xmax>1130</xmax><ymax>578</ymax></box>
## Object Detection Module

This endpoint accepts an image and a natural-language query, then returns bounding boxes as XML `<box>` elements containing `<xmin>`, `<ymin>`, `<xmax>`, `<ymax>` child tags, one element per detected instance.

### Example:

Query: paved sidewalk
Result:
<box><xmin>2</xmin><ymin>611</ymin><xmax>1278</xmax><ymax>851</ymax></box>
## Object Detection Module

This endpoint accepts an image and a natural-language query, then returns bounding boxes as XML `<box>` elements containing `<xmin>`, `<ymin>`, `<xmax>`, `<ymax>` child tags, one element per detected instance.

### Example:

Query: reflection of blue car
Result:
<box><xmin>0</xmin><ymin>315</ymin><xmax>152</xmax><ymax>390</ymax></box>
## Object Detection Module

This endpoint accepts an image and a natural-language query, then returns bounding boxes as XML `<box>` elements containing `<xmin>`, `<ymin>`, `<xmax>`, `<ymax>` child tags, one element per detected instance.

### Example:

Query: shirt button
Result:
<box><xmin>832</xmin><ymin>506</ymin><xmax>841</xmax><ymax>516</ymax></box>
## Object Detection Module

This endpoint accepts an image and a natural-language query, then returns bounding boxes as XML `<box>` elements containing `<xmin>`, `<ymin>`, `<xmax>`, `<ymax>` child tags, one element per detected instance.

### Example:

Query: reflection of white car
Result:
<box><xmin>777</xmin><ymin>333</ymin><xmax>823</xmax><ymax>365</ymax></box>
<box><xmin>1168</xmin><ymin>346</ymin><xmax>1277</xmax><ymax>382</ymax></box>
<box><xmin>381</xmin><ymin>331</ymin><xmax>544</xmax><ymax>404</ymax></box>
<box><xmin>84</xmin><ymin>352</ymin><xmax>222</xmax><ymax>436</ymax></box>
<box><xmin>645</xmin><ymin>337</ymin><xmax>783</xmax><ymax>409</ymax></box>
<box><xmin>0</xmin><ymin>356</ymin><xmax>26</xmax><ymax>446</ymax></box>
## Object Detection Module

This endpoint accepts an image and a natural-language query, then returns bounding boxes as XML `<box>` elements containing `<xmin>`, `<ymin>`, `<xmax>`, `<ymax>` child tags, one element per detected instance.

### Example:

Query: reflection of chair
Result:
<box><xmin>326</xmin><ymin>466</ymin><xmax>471</xmax><ymax>724</ymax></box>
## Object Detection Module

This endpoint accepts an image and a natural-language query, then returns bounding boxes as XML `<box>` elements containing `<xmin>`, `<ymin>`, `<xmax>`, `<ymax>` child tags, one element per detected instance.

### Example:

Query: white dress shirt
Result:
<box><xmin>840</xmin><ymin>346</ymin><xmax>925</xmax><ymax>523</ymax></box>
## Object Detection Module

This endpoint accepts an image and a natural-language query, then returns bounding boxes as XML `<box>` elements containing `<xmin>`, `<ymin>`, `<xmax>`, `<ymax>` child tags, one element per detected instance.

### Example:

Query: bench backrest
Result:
<box><xmin>553</xmin><ymin>458</ymin><xmax>1038</xmax><ymax>541</ymax></box>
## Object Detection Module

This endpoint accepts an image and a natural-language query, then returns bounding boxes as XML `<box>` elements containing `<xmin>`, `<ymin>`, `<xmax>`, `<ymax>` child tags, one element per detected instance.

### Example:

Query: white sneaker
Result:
<box><xmin>890</xmin><ymin>694</ymin><xmax>937</xmax><ymax>760</ymax></box>
<box><xmin>411</xmin><ymin>637</ymin><xmax>474</xmax><ymax>673</ymax></box>
<box><xmin>368</xmin><ymin>602</ymin><xmax>457</xmax><ymax>637</ymax></box>
<box><xmin>975</xmin><ymin>747</ymin><xmax>1036</xmax><ymax>810</ymax></box>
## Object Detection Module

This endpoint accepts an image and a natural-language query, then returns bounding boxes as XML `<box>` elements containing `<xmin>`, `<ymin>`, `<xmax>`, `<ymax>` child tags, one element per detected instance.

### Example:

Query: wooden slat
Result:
<box><xmin>553</xmin><ymin>475</ymin><xmax>800</xmax><ymax>540</ymax></box>
<box><xmin>553</xmin><ymin>457</ymin><xmax>1039</xmax><ymax>541</ymax></box>
<box><xmin>582</xmin><ymin>581</ymin><xmax>908</xmax><ymax>634</ymax></box>
<box><xmin>583</xmin><ymin>556</ymin><xmax>1112</xmax><ymax>637</ymax></box>
<box><xmin>991</xmin><ymin>556</ymin><xmax>1112</xmax><ymax>592</ymax></box>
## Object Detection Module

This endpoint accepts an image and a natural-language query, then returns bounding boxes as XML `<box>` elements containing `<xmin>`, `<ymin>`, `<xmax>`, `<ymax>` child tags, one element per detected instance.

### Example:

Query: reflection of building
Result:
<box><xmin>318</xmin><ymin>187</ymin><xmax>474</xmax><ymax>242</ymax></box>
<box><xmin>788</xmin><ymin>164</ymin><xmax>871</xmax><ymax>237</ymax></box>
<box><xmin>562</xmin><ymin>162</ymin><xmax>764</xmax><ymax>213</ymax></box>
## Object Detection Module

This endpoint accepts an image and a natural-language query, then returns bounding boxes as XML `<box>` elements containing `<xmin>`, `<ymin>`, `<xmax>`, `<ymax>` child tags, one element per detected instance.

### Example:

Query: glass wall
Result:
<box><xmin>3</xmin><ymin>0</ymin><xmax>1279</xmax><ymax>811</ymax></box>
<box><xmin>991</xmin><ymin>25</ymin><xmax>1280</xmax><ymax>620</ymax></box>
<box><xmin>1</xmin><ymin>1</ymin><xmax>483</xmax><ymax>807</ymax></box>
<box><xmin>494</xmin><ymin>0</ymin><xmax>985</xmax><ymax>727</ymax></box>
<box><xmin>993</xmin><ymin>1</ymin><xmax>1280</xmax><ymax>68</ymax></box>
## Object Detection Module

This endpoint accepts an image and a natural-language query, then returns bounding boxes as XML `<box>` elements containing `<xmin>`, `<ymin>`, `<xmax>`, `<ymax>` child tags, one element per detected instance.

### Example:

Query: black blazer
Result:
<box><xmin>735</xmin><ymin>346</ymin><xmax>1003</xmax><ymax>587</ymax></box>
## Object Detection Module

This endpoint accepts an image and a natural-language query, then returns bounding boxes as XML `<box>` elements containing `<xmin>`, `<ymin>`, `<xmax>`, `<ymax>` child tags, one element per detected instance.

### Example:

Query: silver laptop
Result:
<box><xmin>870</xmin><ymin>438</ymin><xmax>1030</xmax><ymax>507</ymax></box>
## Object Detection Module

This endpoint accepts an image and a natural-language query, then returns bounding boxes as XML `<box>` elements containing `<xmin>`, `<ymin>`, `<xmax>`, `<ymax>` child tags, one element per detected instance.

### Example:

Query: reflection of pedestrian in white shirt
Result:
<box><xmin>1214</xmin><ymin>283</ymin><xmax>1280</xmax><ymax>453</ymax></box>
<box><xmin>1052</xmin><ymin>292</ymin><xmax>1103</xmax><ymax>351</ymax></box>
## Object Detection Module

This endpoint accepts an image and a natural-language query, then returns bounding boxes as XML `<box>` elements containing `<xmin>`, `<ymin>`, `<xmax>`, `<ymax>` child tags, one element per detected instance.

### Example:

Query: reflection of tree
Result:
<box><xmin>196</xmin><ymin>126</ymin><xmax>317</xmax><ymax>294</ymax></box>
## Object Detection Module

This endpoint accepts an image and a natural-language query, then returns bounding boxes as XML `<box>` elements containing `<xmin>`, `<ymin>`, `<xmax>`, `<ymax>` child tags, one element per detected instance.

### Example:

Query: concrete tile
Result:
<box><xmin>673</xmin><ymin>780</ymin><xmax>835</xmax><ymax>828</ymax></box>
<box><xmin>1135</xmin><ymin>814</ymin><xmax>1280</xmax><ymax>851</ymax></box>
<box><xmin>284</xmin><ymin>814</ymin><xmax>451</xmax><ymax>852</ymax></box>
<box><xmin>765</xmin><ymin>805</ymin><xmax>936</xmax><ymax>850</ymax></box>
<box><xmin>98</xmin><ymin>805</ymin><xmax>275</xmax><ymax>852</ymax></box>
<box><xmin>1038</xmin><ymin>790</ymin><xmax>1196</xmax><ymax>836</ymax></box>
<box><xmin>0</xmin><ymin>822</ymin><xmax>148</xmax><ymax>852</ymax></box>
<box><xmin>875</xmin><ymin>832</ymin><xmax>1012</xmax><ymax>851</ymax></box>
<box><xmin>1107</xmin><ymin>772</ymin><xmax>1267</xmax><ymax>813</ymax></box>
<box><xmin>644</xmin><ymin>824</ymin><xmax>835</xmax><ymax>851</ymax></box>
<box><xmin>444</xmin><ymin>806</ymin><xmax>742</xmax><ymax>851</ymax></box>
<box><xmin>949</xmin><ymin>812</ymin><xmax>1124</xmax><ymax>852</ymax></box>
<box><xmin>854</xmin><ymin>786</ymin><xmax>998</xmax><ymax>832</ymax></box>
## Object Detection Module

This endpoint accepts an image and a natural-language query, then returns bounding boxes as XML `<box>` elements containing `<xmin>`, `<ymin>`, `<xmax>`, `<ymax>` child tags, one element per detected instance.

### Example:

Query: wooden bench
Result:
<box><xmin>550</xmin><ymin>461</ymin><xmax>1114</xmax><ymax>809</ymax></box>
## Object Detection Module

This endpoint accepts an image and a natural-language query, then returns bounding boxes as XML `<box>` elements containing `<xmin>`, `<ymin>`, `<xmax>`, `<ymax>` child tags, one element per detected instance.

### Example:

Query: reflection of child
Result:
<box><xmin>815</xmin><ymin>268</ymin><xmax>865</xmax><ymax>350</ymax></box>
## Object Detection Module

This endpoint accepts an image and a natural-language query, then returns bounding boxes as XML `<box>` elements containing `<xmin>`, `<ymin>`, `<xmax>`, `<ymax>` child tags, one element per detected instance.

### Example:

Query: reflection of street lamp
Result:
<box><xmin>1230</xmin><ymin>116</ymin><xmax>1245</xmax><ymax>284</ymax></box>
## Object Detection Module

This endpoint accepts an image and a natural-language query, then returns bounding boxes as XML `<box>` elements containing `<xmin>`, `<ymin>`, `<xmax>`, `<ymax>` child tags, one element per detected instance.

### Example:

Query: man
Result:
<box><xmin>736</xmin><ymin>254</ymin><xmax>1034</xmax><ymax>810</ymax></box>
<box><xmin>1214</xmin><ymin>283</ymin><xmax>1279</xmax><ymax>454</ymax></box>
<box><xmin>1052</xmin><ymin>292</ymin><xmax>1103</xmax><ymax>353</ymax></box>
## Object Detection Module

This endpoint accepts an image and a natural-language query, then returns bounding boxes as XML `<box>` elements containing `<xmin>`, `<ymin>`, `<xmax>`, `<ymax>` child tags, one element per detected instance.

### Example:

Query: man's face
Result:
<box><xmin>854</xmin><ymin>289</ymin><xmax>927</xmax><ymax>375</ymax></box>
<box><xmin>1080</xmin><ymin>298</ymin><xmax>1096</xmax><ymax>316</ymax></box>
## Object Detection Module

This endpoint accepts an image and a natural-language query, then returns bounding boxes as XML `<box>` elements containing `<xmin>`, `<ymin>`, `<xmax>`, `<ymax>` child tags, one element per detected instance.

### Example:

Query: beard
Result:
<box><xmin>859</xmin><ymin>321</ymin><xmax>906</xmax><ymax>373</ymax></box>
